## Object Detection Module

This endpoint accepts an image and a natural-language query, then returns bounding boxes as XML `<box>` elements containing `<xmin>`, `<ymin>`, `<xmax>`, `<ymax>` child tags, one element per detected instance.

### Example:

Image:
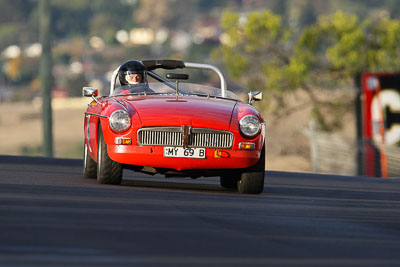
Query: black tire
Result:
<box><xmin>220</xmin><ymin>173</ymin><xmax>240</xmax><ymax>189</ymax></box>
<box><xmin>237</xmin><ymin>144</ymin><xmax>265</xmax><ymax>194</ymax></box>
<box><xmin>97</xmin><ymin>129</ymin><xmax>123</xmax><ymax>185</ymax></box>
<box><xmin>83</xmin><ymin>141</ymin><xmax>97</xmax><ymax>178</ymax></box>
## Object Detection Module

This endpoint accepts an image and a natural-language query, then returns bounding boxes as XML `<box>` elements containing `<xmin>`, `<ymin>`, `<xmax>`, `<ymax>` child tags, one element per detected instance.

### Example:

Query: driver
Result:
<box><xmin>125</xmin><ymin>72</ymin><xmax>143</xmax><ymax>85</ymax></box>
<box><xmin>115</xmin><ymin>60</ymin><xmax>153</xmax><ymax>94</ymax></box>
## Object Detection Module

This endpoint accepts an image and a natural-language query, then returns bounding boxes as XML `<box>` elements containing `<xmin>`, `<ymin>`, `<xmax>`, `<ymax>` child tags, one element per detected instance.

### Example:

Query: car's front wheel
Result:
<box><xmin>97</xmin><ymin>129</ymin><xmax>123</xmax><ymax>184</ymax></box>
<box><xmin>83</xmin><ymin>140</ymin><xmax>97</xmax><ymax>178</ymax></box>
<box><xmin>237</xmin><ymin>144</ymin><xmax>265</xmax><ymax>194</ymax></box>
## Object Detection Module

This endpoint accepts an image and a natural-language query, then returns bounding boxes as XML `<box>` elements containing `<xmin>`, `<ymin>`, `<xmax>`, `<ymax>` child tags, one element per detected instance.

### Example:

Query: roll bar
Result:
<box><xmin>184</xmin><ymin>62</ymin><xmax>227</xmax><ymax>98</ymax></box>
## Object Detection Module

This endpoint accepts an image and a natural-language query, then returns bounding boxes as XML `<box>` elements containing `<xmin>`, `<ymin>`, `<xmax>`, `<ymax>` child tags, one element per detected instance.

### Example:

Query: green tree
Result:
<box><xmin>214</xmin><ymin>9</ymin><xmax>400</xmax><ymax>129</ymax></box>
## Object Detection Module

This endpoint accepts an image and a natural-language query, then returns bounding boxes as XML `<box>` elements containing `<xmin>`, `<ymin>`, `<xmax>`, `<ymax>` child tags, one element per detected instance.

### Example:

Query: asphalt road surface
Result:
<box><xmin>0</xmin><ymin>155</ymin><xmax>399</xmax><ymax>266</ymax></box>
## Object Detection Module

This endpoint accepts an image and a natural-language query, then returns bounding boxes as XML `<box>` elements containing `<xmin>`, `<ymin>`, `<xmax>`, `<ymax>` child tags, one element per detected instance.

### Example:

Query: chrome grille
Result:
<box><xmin>140</xmin><ymin>129</ymin><xmax>183</xmax><ymax>146</ymax></box>
<box><xmin>137</xmin><ymin>127</ymin><xmax>233</xmax><ymax>148</ymax></box>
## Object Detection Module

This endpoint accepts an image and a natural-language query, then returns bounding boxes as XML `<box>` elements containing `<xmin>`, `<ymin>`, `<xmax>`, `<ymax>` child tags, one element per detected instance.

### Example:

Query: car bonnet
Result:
<box><xmin>121</xmin><ymin>95</ymin><xmax>238</xmax><ymax>130</ymax></box>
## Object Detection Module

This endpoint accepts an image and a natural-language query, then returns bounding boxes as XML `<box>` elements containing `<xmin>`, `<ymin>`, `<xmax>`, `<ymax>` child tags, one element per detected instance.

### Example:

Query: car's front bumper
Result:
<box><xmin>107</xmin><ymin>145</ymin><xmax>262</xmax><ymax>171</ymax></box>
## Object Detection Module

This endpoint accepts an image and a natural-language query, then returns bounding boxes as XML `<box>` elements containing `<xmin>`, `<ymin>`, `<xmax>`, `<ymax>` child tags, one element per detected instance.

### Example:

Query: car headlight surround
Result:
<box><xmin>239</xmin><ymin>115</ymin><xmax>261</xmax><ymax>138</ymax></box>
<box><xmin>109</xmin><ymin>110</ymin><xmax>131</xmax><ymax>132</ymax></box>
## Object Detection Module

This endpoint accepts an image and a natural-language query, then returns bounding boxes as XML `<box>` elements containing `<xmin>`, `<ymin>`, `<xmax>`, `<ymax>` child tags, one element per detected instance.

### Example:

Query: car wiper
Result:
<box><xmin>112</xmin><ymin>92</ymin><xmax>239</xmax><ymax>101</ymax></box>
<box><xmin>180</xmin><ymin>93</ymin><xmax>239</xmax><ymax>101</ymax></box>
<box><xmin>113</xmin><ymin>92</ymin><xmax>159</xmax><ymax>97</ymax></box>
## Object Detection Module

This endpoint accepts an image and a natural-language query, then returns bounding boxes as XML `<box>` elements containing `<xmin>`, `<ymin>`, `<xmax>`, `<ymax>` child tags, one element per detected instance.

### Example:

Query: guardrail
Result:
<box><xmin>304</xmin><ymin>121</ymin><xmax>400</xmax><ymax>177</ymax></box>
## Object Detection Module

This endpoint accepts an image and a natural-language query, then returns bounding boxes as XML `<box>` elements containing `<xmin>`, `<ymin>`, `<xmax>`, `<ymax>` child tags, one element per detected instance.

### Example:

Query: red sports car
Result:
<box><xmin>83</xmin><ymin>59</ymin><xmax>265</xmax><ymax>194</ymax></box>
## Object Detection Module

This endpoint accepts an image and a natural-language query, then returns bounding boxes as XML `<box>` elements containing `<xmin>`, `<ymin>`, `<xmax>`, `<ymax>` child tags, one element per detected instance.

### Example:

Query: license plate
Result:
<box><xmin>164</xmin><ymin>147</ymin><xmax>206</xmax><ymax>159</ymax></box>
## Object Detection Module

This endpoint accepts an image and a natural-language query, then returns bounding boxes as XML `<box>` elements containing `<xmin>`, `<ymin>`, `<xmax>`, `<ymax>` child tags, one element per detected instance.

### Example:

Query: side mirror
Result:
<box><xmin>83</xmin><ymin>87</ymin><xmax>101</xmax><ymax>105</ymax></box>
<box><xmin>248</xmin><ymin>91</ymin><xmax>262</xmax><ymax>105</ymax></box>
<box><xmin>166</xmin><ymin>73</ymin><xmax>189</xmax><ymax>80</ymax></box>
<box><xmin>82</xmin><ymin>87</ymin><xmax>98</xmax><ymax>97</ymax></box>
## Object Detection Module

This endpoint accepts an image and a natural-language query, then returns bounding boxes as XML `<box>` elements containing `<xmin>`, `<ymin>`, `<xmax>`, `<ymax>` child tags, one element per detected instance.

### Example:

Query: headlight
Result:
<box><xmin>239</xmin><ymin>115</ymin><xmax>261</xmax><ymax>138</ymax></box>
<box><xmin>109</xmin><ymin>110</ymin><xmax>131</xmax><ymax>132</ymax></box>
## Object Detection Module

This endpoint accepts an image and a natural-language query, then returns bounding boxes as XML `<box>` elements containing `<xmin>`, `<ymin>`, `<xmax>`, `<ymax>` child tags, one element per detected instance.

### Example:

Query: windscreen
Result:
<box><xmin>112</xmin><ymin>82</ymin><xmax>241</xmax><ymax>101</ymax></box>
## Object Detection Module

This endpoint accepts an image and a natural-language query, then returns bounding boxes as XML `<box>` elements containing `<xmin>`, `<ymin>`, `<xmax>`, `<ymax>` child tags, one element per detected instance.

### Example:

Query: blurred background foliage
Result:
<box><xmin>1</xmin><ymin>0</ymin><xmax>400</xmax><ymax>116</ymax></box>
<box><xmin>214</xmin><ymin>6</ymin><xmax>400</xmax><ymax>124</ymax></box>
